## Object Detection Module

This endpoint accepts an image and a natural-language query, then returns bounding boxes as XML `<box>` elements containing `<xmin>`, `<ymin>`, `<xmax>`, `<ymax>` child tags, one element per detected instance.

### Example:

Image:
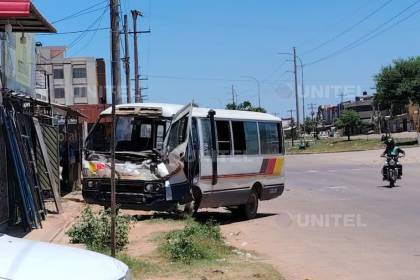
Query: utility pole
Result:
<box><xmin>132</xmin><ymin>10</ymin><xmax>143</xmax><ymax>103</ymax></box>
<box><xmin>293</xmin><ymin>47</ymin><xmax>300</xmax><ymax>142</ymax></box>
<box><xmin>308</xmin><ymin>103</ymin><xmax>317</xmax><ymax>138</ymax></box>
<box><xmin>288</xmin><ymin>109</ymin><xmax>295</xmax><ymax>147</ymax></box>
<box><xmin>338</xmin><ymin>91</ymin><xmax>345</xmax><ymax>117</ymax></box>
<box><xmin>231</xmin><ymin>85</ymin><xmax>236</xmax><ymax>106</ymax></box>
<box><xmin>300</xmin><ymin>63</ymin><xmax>306</xmax><ymax>134</ymax></box>
<box><xmin>110</xmin><ymin>0</ymin><xmax>121</xmax><ymax>258</ymax></box>
<box><xmin>124</xmin><ymin>14</ymin><xmax>131</xmax><ymax>104</ymax></box>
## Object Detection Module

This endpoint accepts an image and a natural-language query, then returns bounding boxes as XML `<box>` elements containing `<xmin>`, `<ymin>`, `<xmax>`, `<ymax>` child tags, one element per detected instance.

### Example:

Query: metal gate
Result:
<box><xmin>36</xmin><ymin>123</ymin><xmax>60</xmax><ymax>196</ymax></box>
<box><xmin>0</xmin><ymin>128</ymin><xmax>8</xmax><ymax>225</ymax></box>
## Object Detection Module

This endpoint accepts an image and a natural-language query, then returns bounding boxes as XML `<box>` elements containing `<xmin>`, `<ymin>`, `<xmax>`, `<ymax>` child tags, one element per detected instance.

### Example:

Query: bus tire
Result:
<box><xmin>238</xmin><ymin>189</ymin><xmax>259</xmax><ymax>220</ymax></box>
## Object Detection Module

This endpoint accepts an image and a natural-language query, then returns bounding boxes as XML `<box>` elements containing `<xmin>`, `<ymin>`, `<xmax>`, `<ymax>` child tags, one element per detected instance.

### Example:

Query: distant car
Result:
<box><xmin>0</xmin><ymin>234</ymin><xmax>131</xmax><ymax>280</ymax></box>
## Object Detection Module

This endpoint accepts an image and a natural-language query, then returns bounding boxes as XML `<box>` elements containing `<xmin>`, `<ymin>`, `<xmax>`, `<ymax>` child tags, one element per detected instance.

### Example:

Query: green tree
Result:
<box><xmin>304</xmin><ymin>117</ymin><xmax>317</xmax><ymax>137</ymax></box>
<box><xmin>375</xmin><ymin>57</ymin><xmax>420</xmax><ymax>115</ymax></box>
<box><xmin>225</xmin><ymin>100</ymin><xmax>267</xmax><ymax>113</ymax></box>
<box><xmin>335</xmin><ymin>110</ymin><xmax>361</xmax><ymax>141</ymax></box>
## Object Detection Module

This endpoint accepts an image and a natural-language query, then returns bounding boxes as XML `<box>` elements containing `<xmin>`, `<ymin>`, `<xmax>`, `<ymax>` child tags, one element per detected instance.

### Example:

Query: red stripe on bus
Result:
<box><xmin>265</xmin><ymin>159</ymin><xmax>276</xmax><ymax>175</ymax></box>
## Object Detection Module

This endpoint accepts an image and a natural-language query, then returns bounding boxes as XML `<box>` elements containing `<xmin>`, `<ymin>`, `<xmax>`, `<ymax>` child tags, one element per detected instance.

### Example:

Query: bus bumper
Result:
<box><xmin>260</xmin><ymin>184</ymin><xmax>285</xmax><ymax>200</ymax></box>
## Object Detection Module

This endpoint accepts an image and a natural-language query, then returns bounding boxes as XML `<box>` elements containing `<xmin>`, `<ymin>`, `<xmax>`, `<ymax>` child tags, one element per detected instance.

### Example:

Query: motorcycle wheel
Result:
<box><xmin>389</xmin><ymin>179</ymin><xmax>395</xmax><ymax>188</ymax></box>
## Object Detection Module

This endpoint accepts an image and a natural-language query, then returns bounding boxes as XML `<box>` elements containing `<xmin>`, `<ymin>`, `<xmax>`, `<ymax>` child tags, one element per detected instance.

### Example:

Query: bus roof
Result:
<box><xmin>100</xmin><ymin>103</ymin><xmax>281</xmax><ymax>122</ymax></box>
<box><xmin>100</xmin><ymin>103</ymin><xmax>184</xmax><ymax>118</ymax></box>
<box><xmin>192</xmin><ymin>107</ymin><xmax>281</xmax><ymax>122</ymax></box>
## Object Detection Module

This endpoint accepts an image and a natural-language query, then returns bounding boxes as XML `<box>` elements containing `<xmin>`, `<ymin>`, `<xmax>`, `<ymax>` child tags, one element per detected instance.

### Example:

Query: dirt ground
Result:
<box><xmin>19</xmin><ymin>193</ymin><xmax>283</xmax><ymax>280</ymax></box>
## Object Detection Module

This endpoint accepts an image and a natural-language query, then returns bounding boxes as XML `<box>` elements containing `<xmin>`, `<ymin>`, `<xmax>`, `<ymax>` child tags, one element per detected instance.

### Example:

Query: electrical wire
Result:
<box><xmin>70</xmin><ymin>7</ymin><xmax>108</xmax><ymax>56</ymax></box>
<box><xmin>302</xmin><ymin>0</ymin><xmax>394</xmax><ymax>56</ymax></box>
<box><xmin>51</xmin><ymin>0</ymin><xmax>108</xmax><ymax>24</ymax></box>
<box><xmin>38</xmin><ymin>27</ymin><xmax>110</xmax><ymax>35</ymax></box>
<box><xmin>305</xmin><ymin>0</ymin><xmax>420</xmax><ymax>67</ymax></box>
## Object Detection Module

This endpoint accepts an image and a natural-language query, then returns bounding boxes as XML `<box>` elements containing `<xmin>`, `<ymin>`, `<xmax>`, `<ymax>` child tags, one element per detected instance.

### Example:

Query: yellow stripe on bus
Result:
<box><xmin>273</xmin><ymin>157</ymin><xmax>284</xmax><ymax>176</ymax></box>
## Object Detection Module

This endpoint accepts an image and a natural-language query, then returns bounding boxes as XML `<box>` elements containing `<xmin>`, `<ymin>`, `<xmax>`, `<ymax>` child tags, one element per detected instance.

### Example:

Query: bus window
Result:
<box><xmin>244</xmin><ymin>122</ymin><xmax>259</xmax><ymax>155</ymax></box>
<box><xmin>216</xmin><ymin>120</ymin><xmax>232</xmax><ymax>155</ymax></box>
<box><xmin>166</xmin><ymin>115</ymin><xmax>188</xmax><ymax>153</ymax></box>
<box><xmin>232</xmin><ymin>121</ymin><xmax>259</xmax><ymax>155</ymax></box>
<box><xmin>259</xmin><ymin>122</ymin><xmax>280</xmax><ymax>154</ymax></box>
<box><xmin>201</xmin><ymin>119</ymin><xmax>212</xmax><ymax>156</ymax></box>
<box><xmin>156</xmin><ymin>124</ymin><xmax>165</xmax><ymax>150</ymax></box>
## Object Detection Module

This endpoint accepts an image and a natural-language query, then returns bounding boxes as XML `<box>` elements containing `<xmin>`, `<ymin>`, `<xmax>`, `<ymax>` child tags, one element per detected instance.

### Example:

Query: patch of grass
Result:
<box><xmin>287</xmin><ymin>138</ymin><xmax>418</xmax><ymax>154</ymax></box>
<box><xmin>159</xmin><ymin>219</ymin><xmax>229</xmax><ymax>264</ymax></box>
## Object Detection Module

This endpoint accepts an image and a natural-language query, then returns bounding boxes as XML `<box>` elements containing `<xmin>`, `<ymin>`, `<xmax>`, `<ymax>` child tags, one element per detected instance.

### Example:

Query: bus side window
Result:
<box><xmin>232</xmin><ymin>121</ymin><xmax>259</xmax><ymax>155</ymax></box>
<box><xmin>259</xmin><ymin>122</ymin><xmax>280</xmax><ymax>155</ymax></box>
<box><xmin>216</xmin><ymin>120</ymin><xmax>232</xmax><ymax>156</ymax></box>
<box><xmin>201</xmin><ymin>118</ymin><xmax>212</xmax><ymax>156</ymax></box>
<box><xmin>277</xmin><ymin>123</ymin><xmax>284</xmax><ymax>154</ymax></box>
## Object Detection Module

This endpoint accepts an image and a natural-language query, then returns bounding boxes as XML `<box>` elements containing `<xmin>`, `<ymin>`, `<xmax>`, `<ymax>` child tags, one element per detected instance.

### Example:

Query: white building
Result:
<box><xmin>35</xmin><ymin>46</ymin><xmax>106</xmax><ymax>106</ymax></box>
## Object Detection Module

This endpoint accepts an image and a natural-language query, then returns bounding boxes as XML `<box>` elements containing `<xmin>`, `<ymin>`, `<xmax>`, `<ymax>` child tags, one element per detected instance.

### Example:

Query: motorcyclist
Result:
<box><xmin>382</xmin><ymin>137</ymin><xmax>405</xmax><ymax>180</ymax></box>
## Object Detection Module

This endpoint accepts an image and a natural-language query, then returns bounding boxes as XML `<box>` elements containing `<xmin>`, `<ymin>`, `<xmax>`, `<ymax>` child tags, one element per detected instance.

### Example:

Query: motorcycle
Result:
<box><xmin>381</xmin><ymin>154</ymin><xmax>403</xmax><ymax>188</ymax></box>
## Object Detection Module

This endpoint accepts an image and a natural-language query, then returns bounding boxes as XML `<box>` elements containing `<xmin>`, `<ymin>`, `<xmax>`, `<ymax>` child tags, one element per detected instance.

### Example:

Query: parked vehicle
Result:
<box><xmin>382</xmin><ymin>154</ymin><xmax>403</xmax><ymax>188</ymax></box>
<box><xmin>82</xmin><ymin>103</ymin><xmax>285</xmax><ymax>219</ymax></box>
<box><xmin>0</xmin><ymin>234</ymin><xmax>130</xmax><ymax>280</ymax></box>
<box><xmin>82</xmin><ymin>103</ymin><xmax>183</xmax><ymax>211</ymax></box>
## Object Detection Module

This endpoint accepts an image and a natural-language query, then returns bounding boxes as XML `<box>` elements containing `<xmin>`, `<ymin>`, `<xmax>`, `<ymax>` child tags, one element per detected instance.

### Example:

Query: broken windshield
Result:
<box><xmin>85</xmin><ymin>116</ymin><xmax>167</xmax><ymax>153</ymax></box>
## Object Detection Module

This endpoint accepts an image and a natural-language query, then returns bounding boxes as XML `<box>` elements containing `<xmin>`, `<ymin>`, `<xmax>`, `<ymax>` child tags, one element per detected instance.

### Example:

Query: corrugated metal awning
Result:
<box><xmin>0</xmin><ymin>0</ymin><xmax>56</xmax><ymax>33</ymax></box>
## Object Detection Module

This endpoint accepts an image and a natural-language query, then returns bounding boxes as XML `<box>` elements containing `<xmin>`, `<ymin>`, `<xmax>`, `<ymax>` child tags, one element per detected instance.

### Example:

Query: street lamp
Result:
<box><xmin>241</xmin><ymin>75</ymin><xmax>261</xmax><ymax>108</ymax></box>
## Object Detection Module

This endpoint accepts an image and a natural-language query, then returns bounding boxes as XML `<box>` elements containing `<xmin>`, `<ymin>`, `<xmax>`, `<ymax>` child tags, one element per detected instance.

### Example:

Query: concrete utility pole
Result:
<box><xmin>293</xmin><ymin>47</ymin><xmax>300</xmax><ymax>141</ymax></box>
<box><xmin>110</xmin><ymin>0</ymin><xmax>121</xmax><ymax>258</ymax></box>
<box><xmin>124</xmin><ymin>14</ymin><xmax>131</xmax><ymax>104</ymax></box>
<box><xmin>288</xmin><ymin>109</ymin><xmax>295</xmax><ymax>147</ymax></box>
<box><xmin>231</xmin><ymin>85</ymin><xmax>236</xmax><ymax>106</ymax></box>
<box><xmin>132</xmin><ymin>10</ymin><xmax>143</xmax><ymax>103</ymax></box>
<box><xmin>308</xmin><ymin>103</ymin><xmax>317</xmax><ymax>138</ymax></box>
<box><xmin>300</xmin><ymin>63</ymin><xmax>305</xmax><ymax>134</ymax></box>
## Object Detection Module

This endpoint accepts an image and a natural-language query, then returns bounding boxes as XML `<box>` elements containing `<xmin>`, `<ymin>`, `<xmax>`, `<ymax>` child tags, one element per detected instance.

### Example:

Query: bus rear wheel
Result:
<box><xmin>238</xmin><ymin>189</ymin><xmax>259</xmax><ymax>220</ymax></box>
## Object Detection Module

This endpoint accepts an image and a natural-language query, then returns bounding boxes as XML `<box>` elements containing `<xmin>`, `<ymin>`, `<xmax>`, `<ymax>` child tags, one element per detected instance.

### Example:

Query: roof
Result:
<box><xmin>100</xmin><ymin>103</ymin><xmax>281</xmax><ymax>122</ymax></box>
<box><xmin>100</xmin><ymin>103</ymin><xmax>184</xmax><ymax>118</ymax></box>
<box><xmin>192</xmin><ymin>107</ymin><xmax>281</xmax><ymax>122</ymax></box>
<box><xmin>0</xmin><ymin>1</ymin><xmax>56</xmax><ymax>33</ymax></box>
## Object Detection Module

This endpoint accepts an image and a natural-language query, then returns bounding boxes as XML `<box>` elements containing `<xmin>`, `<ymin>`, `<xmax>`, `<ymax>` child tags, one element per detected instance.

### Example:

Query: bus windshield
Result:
<box><xmin>85</xmin><ymin>115</ymin><xmax>167</xmax><ymax>153</ymax></box>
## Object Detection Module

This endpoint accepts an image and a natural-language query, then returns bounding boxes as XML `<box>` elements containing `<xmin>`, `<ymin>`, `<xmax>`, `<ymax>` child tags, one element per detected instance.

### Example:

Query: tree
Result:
<box><xmin>225</xmin><ymin>100</ymin><xmax>267</xmax><ymax>113</ymax></box>
<box><xmin>303</xmin><ymin>116</ymin><xmax>316</xmax><ymax>134</ymax></box>
<box><xmin>375</xmin><ymin>57</ymin><xmax>420</xmax><ymax>115</ymax></box>
<box><xmin>335</xmin><ymin>110</ymin><xmax>361</xmax><ymax>141</ymax></box>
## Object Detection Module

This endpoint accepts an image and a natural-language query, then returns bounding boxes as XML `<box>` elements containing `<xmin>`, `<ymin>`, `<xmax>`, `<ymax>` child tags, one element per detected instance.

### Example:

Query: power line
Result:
<box><xmin>306</xmin><ymin>0</ymin><xmax>420</xmax><ymax>66</ymax></box>
<box><xmin>302</xmin><ymin>0</ymin><xmax>394</xmax><ymax>56</ymax></box>
<box><xmin>38</xmin><ymin>27</ymin><xmax>110</xmax><ymax>35</ymax></box>
<box><xmin>51</xmin><ymin>1</ymin><xmax>108</xmax><ymax>24</ymax></box>
<box><xmin>67</xmin><ymin>7</ymin><xmax>109</xmax><ymax>51</ymax></box>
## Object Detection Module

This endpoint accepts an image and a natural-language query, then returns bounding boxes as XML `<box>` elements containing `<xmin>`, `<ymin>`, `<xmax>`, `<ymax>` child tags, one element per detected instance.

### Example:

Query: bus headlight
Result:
<box><xmin>145</xmin><ymin>183</ymin><xmax>163</xmax><ymax>193</ymax></box>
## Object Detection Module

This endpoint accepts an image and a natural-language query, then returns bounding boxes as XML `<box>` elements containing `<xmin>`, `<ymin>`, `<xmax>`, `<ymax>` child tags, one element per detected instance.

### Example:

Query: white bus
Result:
<box><xmin>163</xmin><ymin>104</ymin><xmax>285</xmax><ymax>219</ymax></box>
<box><xmin>82</xmin><ymin>103</ymin><xmax>285</xmax><ymax>219</ymax></box>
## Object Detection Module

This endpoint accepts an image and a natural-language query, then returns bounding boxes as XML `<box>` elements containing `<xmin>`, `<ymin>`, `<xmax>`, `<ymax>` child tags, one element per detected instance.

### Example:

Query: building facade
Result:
<box><xmin>35</xmin><ymin>46</ymin><xmax>107</xmax><ymax>106</ymax></box>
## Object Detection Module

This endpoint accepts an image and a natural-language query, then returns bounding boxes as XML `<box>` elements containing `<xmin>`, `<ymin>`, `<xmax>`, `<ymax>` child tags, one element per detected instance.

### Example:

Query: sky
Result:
<box><xmin>35</xmin><ymin>0</ymin><xmax>420</xmax><ymax>118</ymax></box>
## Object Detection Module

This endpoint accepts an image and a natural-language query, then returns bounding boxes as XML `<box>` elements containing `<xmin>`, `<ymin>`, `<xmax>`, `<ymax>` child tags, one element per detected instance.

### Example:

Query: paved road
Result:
<box><xmin>222</xmin><ymin>148</ymin><xmax>420</xmax><ymax>280</ymax></box>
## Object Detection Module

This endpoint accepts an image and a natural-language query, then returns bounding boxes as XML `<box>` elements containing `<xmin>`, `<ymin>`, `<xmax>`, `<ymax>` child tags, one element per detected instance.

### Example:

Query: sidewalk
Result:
<box><xmin>23</xmin><ymin>192</ymin><xmax>86</xmax><ymax>245</ymax></box>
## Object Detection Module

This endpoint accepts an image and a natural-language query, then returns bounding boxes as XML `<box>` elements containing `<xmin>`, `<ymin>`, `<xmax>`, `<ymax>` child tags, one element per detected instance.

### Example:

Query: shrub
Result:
<box><xmin>67</xmin><ymin>206</ymin><xmax>132</xmax><ymax>251</ymax></box>
<box><xmin>160</xmin><ymin>219</ymin><xmax>226</xmax><ymax>264</ymax></box>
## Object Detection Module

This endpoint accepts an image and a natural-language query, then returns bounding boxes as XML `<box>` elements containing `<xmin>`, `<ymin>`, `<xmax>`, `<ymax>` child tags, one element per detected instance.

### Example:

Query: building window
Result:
<box><xmin>53</xmin><ymin>68</ymin><xmax>64</xmax><ymax>79</ymax></box>
<box><xmin>74</xmin><ymin>87</ymin><xmax>87</xmax><ymax>98</ymax></box>
<box><xmin>72</xmin><ymin>66</ymin><xmax>87</xmax><ymax>79</ymax></box>
<box><xmin>54</xmin><ymin>88</ymin><xmax>65</xmax><ymax>99</ymax></box>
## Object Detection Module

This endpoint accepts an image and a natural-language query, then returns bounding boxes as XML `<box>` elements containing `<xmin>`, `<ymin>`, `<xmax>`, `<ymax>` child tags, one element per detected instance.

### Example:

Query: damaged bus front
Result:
<box><xmin>82</xmin><ymin>103</ymin><xmax>191</xmax><ymax>211</ymax></box>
